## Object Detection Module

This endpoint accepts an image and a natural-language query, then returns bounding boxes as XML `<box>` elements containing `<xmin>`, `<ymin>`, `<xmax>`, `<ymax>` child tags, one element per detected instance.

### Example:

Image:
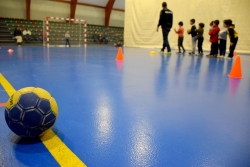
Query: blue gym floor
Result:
<box><xmin>0</xmin><ymin>45</ymin><xmax>250</xmax><ymax>167</ymax></box>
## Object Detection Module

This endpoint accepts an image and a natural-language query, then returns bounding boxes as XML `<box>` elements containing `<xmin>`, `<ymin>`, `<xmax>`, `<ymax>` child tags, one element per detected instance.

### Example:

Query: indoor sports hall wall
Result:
<box><xmin>0</xmin><ymin>0</ymin><xmax>124</xmax><ymax>27</ymax></box>
<box><xmin>31</xmin><ymin>0</ymin><xmax>70</xmax><ymax>20</ymax></box>
<box><xmin>0</xmin><ymin>0</ymin><xmax>26</xmax><ymax>19</ymax></box>
<box><xmin>124</xmin><ymin>0</ymin><xmax>250</xmax><ymax>53</ymax></box>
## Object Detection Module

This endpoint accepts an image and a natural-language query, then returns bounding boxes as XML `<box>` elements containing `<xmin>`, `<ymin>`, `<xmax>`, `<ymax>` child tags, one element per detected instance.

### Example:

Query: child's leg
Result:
<box><xmin>180</xmin><ymin>37</ymin><xmax>185</xmax><ymax>52</ymax></box>
<box><xmin>65</xmin><ymin>39</ymin><xmax>70</xmax><ymax>46</ymax></box>
<box><xmin>207</xmin><ymin>43</ymin><xmax>212</xmax><ymax>56</ymax></box>
<box><xmin>197</xmin><ymin>37</ymin><xmax>201</xmax><ymax>53</ymax></box>
<box><xmin>222</xmin><ymin>40</ymin><xmax>226</xmax><ymax>56</ymax></box>
<box><xmin>192</xmin><ymin>37</ymin><xmax>195</xmax><ymax>53</ymax></box>
<box><xmin>211</xmin><ymin>42</ymin><xmax>218</xmax><ymax>55</ymax></box>
<box><xmin>219</xmin><ymin>39</ymin><xmax>222</xmax><ymax>55</ymax></box>
<box><xmin>220</xmin><ymin>39</ymin><xmax>226</xmax><ymax>56</ymax></box>
<box><xmin>192</xmin><ymin>36</ymin><xmax>197</xmax><ymax>53</ymax></box>
<box><xmin>211</xmin><ymin>43</ymin><xmax>215</xmax><ymax>55</ymax></box>
<box><xmin>200</xmin><ymin>37</ymin><xmax>204</xmax><ymax>53</ymax></box>
<box><xmin>229</xmin><ymin>38</ymin><xmax>238</xmax><ymax>57</ymax></box>
<box><xmin>210</xmin><ymin>43</ymin><xmax>212</xmax><ymax>55</ymax></box>
<box><xmin>229</xmin><ymin>44</ymin><xmax>233</xmax><ymax>57</ymax></box>
<box><xmin>214</xmin><ymin>42</ymin><xmax>219</xmax><ymax>55</ymax></box>
<box><xmin>178</xmin><ymin>37</ymin><xmax>181</xmax><ymax>52</ymax></box>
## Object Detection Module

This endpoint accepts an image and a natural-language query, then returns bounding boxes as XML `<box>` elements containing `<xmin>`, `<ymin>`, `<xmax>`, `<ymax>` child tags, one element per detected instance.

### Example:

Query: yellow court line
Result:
<box><xmin>0</xmin><ymin>74</ymin><xmax>16</xmax><ymax>97</ymax></box>
<box><xmin>0</xmin><ymin>73</ymin><xmax>87</xmax><ymax>167</ymax></box>
<box><xmin>41</xmin><ymin>130</ymin><xmax>87</xmax><ymax>167</ymax></box>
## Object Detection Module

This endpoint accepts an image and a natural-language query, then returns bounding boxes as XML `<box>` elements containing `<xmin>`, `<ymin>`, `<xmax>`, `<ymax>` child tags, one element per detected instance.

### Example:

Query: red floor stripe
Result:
<box><xmin>0</xmin><ymin>103</ymin><xmax>6</xmax><ymax>107</ymax></box>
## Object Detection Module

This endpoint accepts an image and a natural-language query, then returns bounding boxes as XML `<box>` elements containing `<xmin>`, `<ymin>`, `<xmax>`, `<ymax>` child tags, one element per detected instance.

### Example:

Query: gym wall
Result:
<box><xmin>124</xmin><ymin>0</ymin><xmax>250</xmax><ymax>53</ymax></box>
<box><xmin>31</xmin><ymin>0</ymin><xmax>70</xmax><ymax>20</ymax></box>
<box><xmin>0</xmin><ymin>0</ymin><xmax>26</xmax><ymax>19</ymax></box>
<box><xmin>0</xmin><ymin>0</ymin><xmax>124</xmax><ymax>27</ymax></box>
<box><xmin>75</xmin><ymin>5</ymin><xmax>104</xmax><ymax>25</ymax></box>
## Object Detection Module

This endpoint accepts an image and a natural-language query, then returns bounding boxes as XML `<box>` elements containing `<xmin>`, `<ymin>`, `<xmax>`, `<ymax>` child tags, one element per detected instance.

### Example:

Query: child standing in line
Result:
<box><xmin>209</xmin><ymin>21</ymin><xmax>213</xmax><ymax>31</ymax></box>
<box><xmin>206</xmin><ymin>21</ymin><xmax>214</xmax><ymax>56</ymax></box>
<box><xmin>196</xmin><ymin>23</ymin><xmax>205</xmax><ymax>55</ymax></box>
<box><xmin>174</xmin><ymin>21</ymin><xmax>185</xmax><ymax>53</ymax></box>
<box><xmin>188</xmin><ymin>19</ymin><xmax>197</xmax><ymax>55</ymax></box>
<box><xmin>218</xmin><ymin>20</ymin><xmax>228</xmax><ymax>58</ymax></box>
<box><xmin>208</xmin><ymin>20</ymin><xmax>220</xmax><ymax>57</ymax></box>
<box><xmin>65</xmin><ymin>31</ymin><xmax>71</xmax><ymax>47</ymax></box>
<box><xmin>224</xmin><ymin>20</ymin><xmax>238</xmax><ymax>58</ymax></box>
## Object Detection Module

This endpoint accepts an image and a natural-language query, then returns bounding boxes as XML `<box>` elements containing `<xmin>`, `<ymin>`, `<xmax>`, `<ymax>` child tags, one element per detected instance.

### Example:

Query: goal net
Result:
<box><xmin>43</xmin><ymin>17</ymin><xmax>87</xmax><ymax>47</ymax></box>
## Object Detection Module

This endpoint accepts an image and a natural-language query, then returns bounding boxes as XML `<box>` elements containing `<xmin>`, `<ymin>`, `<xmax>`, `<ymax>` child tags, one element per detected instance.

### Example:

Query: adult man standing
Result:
<box><xmin>157</xmin><ymin>2</ymin><xmax>173</xmax><ymax>54</ymax></box>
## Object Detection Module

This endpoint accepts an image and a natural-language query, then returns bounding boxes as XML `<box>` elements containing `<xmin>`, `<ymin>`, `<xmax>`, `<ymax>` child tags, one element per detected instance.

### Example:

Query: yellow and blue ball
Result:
<box><xmin>5</xmin><ymin>87</ymin><xmax>58</xmax><ymax>137</ymax></box>
<box><xmin>187</xmin><ymin>29</ymin><xmax>191</xmax><ymax>34</ymax></box>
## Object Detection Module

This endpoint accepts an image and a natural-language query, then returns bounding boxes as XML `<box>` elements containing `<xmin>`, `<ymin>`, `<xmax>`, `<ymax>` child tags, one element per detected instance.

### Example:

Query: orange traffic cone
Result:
<box><xmin>228</xmin><ymin>56</ymin><xmax>243</xmax><ymax>78</ymax></box>
<box><xmin>116</xmin><ymin>47</ymin><xmax>124</xmax><ymax>61</ymax></box>
<box><xmin>234</xmin><ymin>51</ymin><xmax>237</xmax><ymax>57</ymax></box>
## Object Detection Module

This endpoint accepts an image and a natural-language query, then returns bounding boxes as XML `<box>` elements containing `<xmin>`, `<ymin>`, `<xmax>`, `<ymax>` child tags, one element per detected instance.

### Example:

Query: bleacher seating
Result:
<box><xmin>1</xmin><ymin>18</ymin><xmax>43</xmax><ymax>44</ymax></box>
<box><xmin>0</xmin><ymin>17</ymin><xmax>124</xmax><ymax>45</ymax></box>
<box><xmin>0</xmin><ymin>18</ymin><xmax>16</xmax><ymax>43</ymax></box>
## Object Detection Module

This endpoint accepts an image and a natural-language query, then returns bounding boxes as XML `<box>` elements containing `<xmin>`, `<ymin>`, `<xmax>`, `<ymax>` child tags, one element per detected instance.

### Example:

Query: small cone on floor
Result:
<box><xmin>234</xmin><ymin>51</ymin><xmax>237</xmax><ymax>57</ymax></box>
<box><xmin>228</xmin><ymin>56</ymin><xmax>243</xmax><ymax>79</ymax></box>
<box><xmin>116</xmin><ymin>47</ymin><xmax>124</xmax><ymax>61</ymax></box>
<box><xmin>8</xmin><ymin>49</ymin><xmax>13</xmax><ymax>53</ymax></box>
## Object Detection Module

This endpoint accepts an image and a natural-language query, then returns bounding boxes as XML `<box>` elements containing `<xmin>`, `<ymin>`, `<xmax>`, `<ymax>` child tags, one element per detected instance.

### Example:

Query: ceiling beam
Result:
<box><xmin>105</xmin><ymin>0</ymin><xmax>115</xmax><ymax>26</ymax></box>
<box><xmin>26</xmin><ymin>0</ymin><xmax>31</xmax><ymax>20</ymax></box>
<box><xmin>70</xmin><ymin>0</ymin><xmax>78</xmax><ymax>19</ymax></box>
<box><xmin>51</xmin><ymin>0</ymin><xmax>124</xmax><ymax>12</ymax></box>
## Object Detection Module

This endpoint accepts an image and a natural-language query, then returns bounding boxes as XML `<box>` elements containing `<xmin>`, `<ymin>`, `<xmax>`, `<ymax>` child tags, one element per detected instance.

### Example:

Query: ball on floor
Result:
<box><xmin>150</xmin><ymin>51</ymin><xmax>156</xmax><ymax>55</ymax></box>
<box><xmin>5</xmin><ymin>87</ymin><xmax>58</xmax><ymax>137</ymax></box>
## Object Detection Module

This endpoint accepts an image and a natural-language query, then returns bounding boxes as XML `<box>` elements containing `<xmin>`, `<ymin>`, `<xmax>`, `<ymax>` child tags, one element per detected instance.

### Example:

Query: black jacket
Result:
<box><xmin>190</xmin><ymin>25</ymin><xmax>197</xmax><ymax>37</ymax></box>
<box><xmin>14</xmin><ymin>29</ymin><xmax>22</xmax><ymax>36</ymax></box>
<box><xmin>158</xmin><ymin>8</ymin><xmax>173</xmax><ymax>28</ymax></box>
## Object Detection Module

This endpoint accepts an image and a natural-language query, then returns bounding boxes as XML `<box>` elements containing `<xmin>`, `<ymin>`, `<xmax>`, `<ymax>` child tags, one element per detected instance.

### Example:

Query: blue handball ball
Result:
<box><xmin>5</xmin><ymin>87</ymin><xmax>58</xmax><ymax>137</ymax></box>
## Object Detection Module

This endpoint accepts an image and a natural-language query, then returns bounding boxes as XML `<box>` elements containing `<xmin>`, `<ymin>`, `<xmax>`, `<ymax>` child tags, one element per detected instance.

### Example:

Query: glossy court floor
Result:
<box><xmin>0</xmin><ymin>45</ymin><xmax>250</xmax><ymax>167</ymax></box>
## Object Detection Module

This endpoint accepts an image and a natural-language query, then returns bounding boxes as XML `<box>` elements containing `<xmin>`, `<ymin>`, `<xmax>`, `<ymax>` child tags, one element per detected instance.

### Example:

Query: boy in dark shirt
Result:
<box><xmin>224</xmin><ymin>20</ymin><xmax>238</xmax><ymax>58</ymax></box>
<box><xmin>196</xmin><ymin>23</ymin><xmax>205</xmax><ymax>55</ymax></box>
<box><xmin>188</xmin><ymin>19</ymin><xmax>197</xmax><ymax>55</ymax></box>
